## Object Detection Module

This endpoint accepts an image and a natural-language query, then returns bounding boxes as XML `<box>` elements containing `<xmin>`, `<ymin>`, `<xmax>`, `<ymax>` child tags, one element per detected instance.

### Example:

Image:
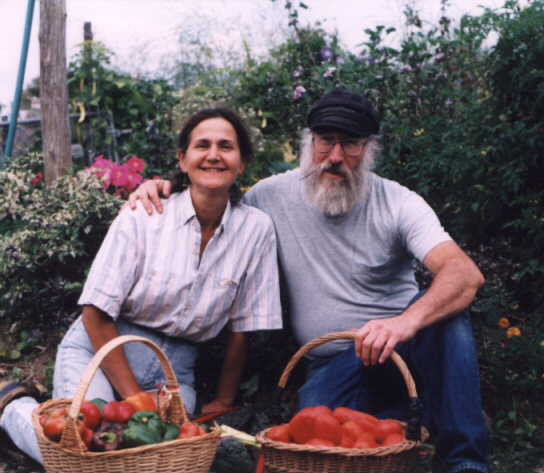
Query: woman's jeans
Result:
<box><xmin>0</xmin><ymin>316</ymin><xmax>198</xmax><ymax>463</ymax></box>
<box><xmin>298</xmin><ymin>292</ymin><xmax>490</xmax><ymax>473</ymax></box>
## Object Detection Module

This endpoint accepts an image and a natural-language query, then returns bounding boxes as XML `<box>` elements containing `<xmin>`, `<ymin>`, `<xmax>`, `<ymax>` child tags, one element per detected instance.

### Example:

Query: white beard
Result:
<box><xmin>299</xmin><ymin>131</ymin><xmax>371</xmax><ymax>217</ymax></box>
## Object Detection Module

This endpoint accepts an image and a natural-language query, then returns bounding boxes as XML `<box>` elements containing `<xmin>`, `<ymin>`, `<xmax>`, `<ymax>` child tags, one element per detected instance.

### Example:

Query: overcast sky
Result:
<box><xmin>0</xmin><ymin>0</ymin><xmax>520</xmax><ymax>115</ymax></box>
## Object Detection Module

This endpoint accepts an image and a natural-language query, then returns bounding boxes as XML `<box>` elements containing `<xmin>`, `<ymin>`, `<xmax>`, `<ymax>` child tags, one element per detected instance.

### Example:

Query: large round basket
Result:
<box><xmin>255</xmin><ymin>331</ymin><xmax>428</xmax><ymax>473</ymax></box>
<box><xmin>32</xmin><ymin>335</ymin><xmax>221</xmax><ymax>473</ymax></box>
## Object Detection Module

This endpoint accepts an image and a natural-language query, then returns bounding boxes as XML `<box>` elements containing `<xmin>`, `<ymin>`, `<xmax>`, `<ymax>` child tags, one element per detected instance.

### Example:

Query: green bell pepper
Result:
<box><xmin>128</xmin><ymin>410</ymin><xmax>165</xmax><ymax>436</ymax></box>
<box><xmin>163</xmin><ymin>422</ymin><xmax>180</xmax><ymax>442</ymax></box>
<box><xmin>123</xmin><ymin>423</ymin><xmax>163</xmax><ymax>447</ymax></box>
<box><xmin>123</xmin><ymin>410</ymin><xmax>180</xmax><ymax>446</ymax></box>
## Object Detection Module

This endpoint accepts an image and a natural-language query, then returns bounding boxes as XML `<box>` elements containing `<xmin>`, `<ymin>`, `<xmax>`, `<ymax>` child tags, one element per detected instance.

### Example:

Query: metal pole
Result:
<box><xmin>4</xmin><ymin>0</ymin><xmax>36</xmax><ymax>158</ymax></box>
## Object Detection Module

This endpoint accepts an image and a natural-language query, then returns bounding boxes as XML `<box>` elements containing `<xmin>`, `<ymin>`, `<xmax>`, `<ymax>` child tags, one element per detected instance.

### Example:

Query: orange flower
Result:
<box><xmin>506</xmin><ymin>326</ymin><xmax>521</xmax><ymax>338</ymax></box>
<box><xmin>498</xmin><ymin>317</ymin><xmax>510</xmax><ymax>329</ymax></box>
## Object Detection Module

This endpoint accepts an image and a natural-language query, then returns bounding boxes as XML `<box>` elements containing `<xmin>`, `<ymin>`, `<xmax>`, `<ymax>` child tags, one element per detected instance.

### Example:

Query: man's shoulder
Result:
<box><xmin>370</xmin><ymin>173</ymin><xmax>419</xmax><ymax>201</ymax></box>
<box><xmin>244</xmin><ymin>168</ymin><xmax>300</xmax><ymax>205</ymax></box>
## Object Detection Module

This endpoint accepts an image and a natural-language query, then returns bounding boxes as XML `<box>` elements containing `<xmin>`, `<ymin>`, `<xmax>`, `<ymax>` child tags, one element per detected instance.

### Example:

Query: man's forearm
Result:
<box><xmin>403</xmin><ymin>250</ymin><xmax>485</xmax><ymax>331</ymax></box>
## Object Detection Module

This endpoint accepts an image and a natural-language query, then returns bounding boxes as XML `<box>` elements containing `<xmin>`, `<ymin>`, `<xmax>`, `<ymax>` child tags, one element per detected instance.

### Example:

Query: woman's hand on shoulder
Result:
<box><xmin>128</xmin><ymin>178</ymin><xmax>172</xmax><ymax>215</ymax></box>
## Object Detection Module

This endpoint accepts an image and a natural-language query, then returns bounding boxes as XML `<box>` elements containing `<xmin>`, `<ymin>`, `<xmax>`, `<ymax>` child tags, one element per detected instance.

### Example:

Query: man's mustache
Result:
<box><xmin>322</xmin><ymin>162</ymin><xmax>348</xmax><ymax>177</ymax></box>
<box><xmin>299</xmin><ymin>161</ymin><xmax>350</xmax><ymax>181</ymax></box>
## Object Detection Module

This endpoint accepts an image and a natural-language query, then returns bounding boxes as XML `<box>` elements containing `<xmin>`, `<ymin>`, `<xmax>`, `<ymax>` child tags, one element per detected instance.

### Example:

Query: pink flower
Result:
<box><xmin>111</xmin><ymin>164</ymin><xmax>129</xmax><ymax>187</ymax></box>
<box><xmin>97</xmin><ymin>168</ymin><xmax>112</xmax><ymax>189</ymax></box>
<box><xmin>92</xmin><ymin>155</ymin><xmax>115</xmax><ymax>170</ymax></box>
<box><xmin>125</xmin><ymin>170</ymin><xmax>143</xmax><ymax>190</ymax></box>
<box><xmin>293</xmin><ymin>85</ymin><xmax>306</xmax><ymax>100</ymax></box>
<box><xmin>31</xmin><ymin>172</ymin><xmax>44</xmax><ymax>186</ymax></box>
<box><xmin>125</xmin><ymin>156</ymin><xmax>146</xmax><ymax>173</ymax></box>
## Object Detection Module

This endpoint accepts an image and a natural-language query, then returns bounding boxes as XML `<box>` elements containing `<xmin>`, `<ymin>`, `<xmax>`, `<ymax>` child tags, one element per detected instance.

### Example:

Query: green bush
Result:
<box><xmin>0</xmin><ymin>153</ymin><xmax>122</xmax><ymax>325</ymax></box>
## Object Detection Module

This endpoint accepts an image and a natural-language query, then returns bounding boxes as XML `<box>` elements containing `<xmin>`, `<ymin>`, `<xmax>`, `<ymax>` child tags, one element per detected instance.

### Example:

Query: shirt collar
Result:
<box><xmin>176</xmin><ymin>188</ymin><xmax>233</xmax><ymax>234</ymax></box>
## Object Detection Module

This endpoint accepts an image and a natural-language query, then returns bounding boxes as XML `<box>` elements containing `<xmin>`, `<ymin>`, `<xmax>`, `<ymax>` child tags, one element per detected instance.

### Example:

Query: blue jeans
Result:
<box><xmin>298</xmin><ymin>292</ymin><xmax>490</xmax><ymax>473</ymax></box>
<box><xmin>0</xmin><ymin>316</ymin><xmax>198</xmax><ymax>464</ymax></box>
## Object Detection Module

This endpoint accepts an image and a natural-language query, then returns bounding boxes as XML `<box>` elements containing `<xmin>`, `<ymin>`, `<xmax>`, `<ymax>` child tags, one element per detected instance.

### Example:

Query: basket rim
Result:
<box><xmin>255</xmin><ymin>426</ymin><xmax>428</xmax><ymax>458</ymax></box>
<box><xmin>33</xmin><ymin>398</ymin><xmax>221</xmax><ymax>459</ymax></box>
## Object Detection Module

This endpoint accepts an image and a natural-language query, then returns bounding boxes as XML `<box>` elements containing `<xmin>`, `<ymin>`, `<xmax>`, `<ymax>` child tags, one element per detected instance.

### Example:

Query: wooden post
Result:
<box><xmin>39</xmin><ymin>0</ymin><xmax>71</xmax><ymax>185</ymax></box>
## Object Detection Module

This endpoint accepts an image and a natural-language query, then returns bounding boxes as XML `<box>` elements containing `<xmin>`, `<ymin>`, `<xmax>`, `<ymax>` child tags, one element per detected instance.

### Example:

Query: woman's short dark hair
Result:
<box><xmin>172</xmin><ymin>107</ymin><xmax>253</xmax><ymax>204</ymax></box>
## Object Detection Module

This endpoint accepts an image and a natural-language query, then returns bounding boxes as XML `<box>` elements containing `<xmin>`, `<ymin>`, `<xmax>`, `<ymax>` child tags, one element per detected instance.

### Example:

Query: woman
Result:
<box><xmin>0</xmin><ymin>107</ymin><xmax>282</xmax><ymax>463</ymax></box>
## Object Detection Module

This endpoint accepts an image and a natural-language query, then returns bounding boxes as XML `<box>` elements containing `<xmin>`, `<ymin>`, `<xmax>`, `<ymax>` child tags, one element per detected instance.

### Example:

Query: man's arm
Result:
<box><xmin>127</xmin><ymin>179</ymin><xmax>172</xmax><ymax>215</ymax></box>
<box><xmin>201</xmin><ymin>331</ymin><xmax>247</xmax><ymax>414</ymax></box>
<box><xmin>354</xmin><ymin>241</ymin><xmax>485</xmax><ymax>365</ymax></box>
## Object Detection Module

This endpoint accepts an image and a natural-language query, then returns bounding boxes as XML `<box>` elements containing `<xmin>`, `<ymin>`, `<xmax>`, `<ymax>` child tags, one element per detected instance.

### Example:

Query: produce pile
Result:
<box><xmin>265</xmin><ymin>406</ymin><xmax>406</xmax><ymax>448</ymax></box>
<box><xmin>38</xmin><ymin>392</ymin><xmax>207</xmax><ymax>451</ymax></box>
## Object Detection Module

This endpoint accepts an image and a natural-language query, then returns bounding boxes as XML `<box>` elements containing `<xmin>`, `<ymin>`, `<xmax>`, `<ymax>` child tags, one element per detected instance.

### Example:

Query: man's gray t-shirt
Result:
<box><xmin>244</xmin><ymin>169</ymin><xmax>452</xmax><ymax>357</ymax></box>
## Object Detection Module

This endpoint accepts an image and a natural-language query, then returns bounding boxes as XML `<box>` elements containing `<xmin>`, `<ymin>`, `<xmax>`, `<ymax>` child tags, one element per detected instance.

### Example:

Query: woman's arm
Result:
<box><xmin>82</xmin><ymin>305</ymin><xmax>142</xmax><ymax>399</ymax></box>
<box><xmin>201</xmin><ymin>331</ymin><xmax>247</xmax><ymax>414</ymax></box>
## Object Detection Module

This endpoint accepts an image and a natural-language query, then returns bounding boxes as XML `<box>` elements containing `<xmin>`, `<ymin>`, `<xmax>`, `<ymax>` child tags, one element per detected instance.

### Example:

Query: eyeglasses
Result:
<box><xmin>312</xmin><ymin>135</ymin><xmax>367</xmax><ymax>157</ymax></box>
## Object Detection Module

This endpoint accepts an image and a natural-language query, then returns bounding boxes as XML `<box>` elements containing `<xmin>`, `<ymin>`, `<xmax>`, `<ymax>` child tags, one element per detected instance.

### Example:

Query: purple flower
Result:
<box><xmin>323</xmin><ymin>66</ymin><xmax>337</xmax><ymax>78</ymax></box>
<box><xmin>400</xmin><ymin>64</ymin><xmax>412</xmax><ymax>72</ymax></box>
<box><xmin>320</xmin><ymin>47</ymin><xmax>335</xmax><ymax>62</ymax></box>
<box><xmin>293</xmin><ymin>85</ymin><xmax>307</xmax><ymax>100</ymax></box>
<box><xmin>292</xmin><ymin>69</ymin><xmax>302</xmax><ymax>78</ymax></box>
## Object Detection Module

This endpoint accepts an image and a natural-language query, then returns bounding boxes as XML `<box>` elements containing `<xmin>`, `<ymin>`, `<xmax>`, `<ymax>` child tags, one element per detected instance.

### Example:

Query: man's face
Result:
<box><xmin>300</xmin><ymin>129</ymin><xmax>370</xmax><ymax>217</ymax></box>
<box><xmin>311</xmin><ymin>130</ymin><xmax>368</xmax><ymax>190</ymax></box>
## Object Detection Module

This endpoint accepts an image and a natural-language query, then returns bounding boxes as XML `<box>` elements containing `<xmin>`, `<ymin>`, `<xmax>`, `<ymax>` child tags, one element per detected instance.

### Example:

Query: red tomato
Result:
<box><xmin>352</xmin><ymin>433</ymin><xmax>378</xmax><ymax>449</ymax></box>
<box><xmin>266</xmin><ymin>424</ymin><xmax>291</xmax><ymax>443</ymax></box>
<box><xmin>103</xmin><ymin>401</ymin><xmax>136</xmax><ymax>423</ymax></box>
<box><xmin>289</xmin><ymin>406</ymin><xmax>339</xmax><ymax>445</ymax></box>
<box><xmin>80</xmin><ymin>426</ymin><xmax>94</xmax><ymax>448</ymax></box>
<box><xmin>305</xmin><ymin>438</ymin><xmax>335</xmax><ymax>447</ymax></box>
<box><xmin>80</xmin><ymin>401</ymin><xmax>102</xmax><ymax>430</ymax></box>
<box><xmin>339</xmin><ymin>432</ymin><xmax>355</xmax><ymax>448</ymax></box>
<box><xmin>178</xmin><ymin>422</ymin><xmax>206</xmax><ymax>439</ymax></box>
<box><xmin>43</xmin><ymin>415</ymin><xmax>67</xmax><ymax>441</ymax></box>
<box><xmin>341</xmin><ymin>420</ymin><xmax>365</xmax><ymax>443</ymax></box>
<box><xmin>374</xmin><ymin>419</ymin><xmax>404</xmax><ymax>443</ymax></box>
<box><xmin>332</xmin><ymin>407</ymin><xmax>379</xmax><ymax>431</ymax></box>
<box><xmin>382</xmin><ymin>432</ymin><xmax>405</xmax><ymax>446</ymax></box>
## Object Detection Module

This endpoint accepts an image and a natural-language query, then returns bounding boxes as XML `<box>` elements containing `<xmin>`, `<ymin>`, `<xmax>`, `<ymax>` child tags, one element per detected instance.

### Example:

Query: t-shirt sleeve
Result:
<box><xmin>397</xmin><ymin>190</ymin><xmax>452</xmax><ymax>263</ymax></box>
<box><xmin>78</xmin><ymin>208</ymin><xmax>140</xmax><ymax>318</ymax></box>
<box><xmin>228</xmin><ymin>216</ymin><xmax>283</xmax><ymax>332</ymax></box>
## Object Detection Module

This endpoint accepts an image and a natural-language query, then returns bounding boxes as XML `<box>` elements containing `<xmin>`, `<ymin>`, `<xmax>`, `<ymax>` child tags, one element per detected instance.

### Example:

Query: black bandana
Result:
<box><xmin>307</xmin><ymin>88</ymin><xmax>380</xmax><ymax>137</ymax></box>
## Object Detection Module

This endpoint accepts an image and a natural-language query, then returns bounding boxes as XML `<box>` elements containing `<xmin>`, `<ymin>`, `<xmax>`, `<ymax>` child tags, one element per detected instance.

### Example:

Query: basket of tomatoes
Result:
<box><xmin>32</xmin><ymin>335</ymin><xmax>220</xmax><ymax>473</ymax></box>
<box><xmin>255</xmin><ymin>331</ymin><xmax>429</xmax><ymax>473</ymax></box>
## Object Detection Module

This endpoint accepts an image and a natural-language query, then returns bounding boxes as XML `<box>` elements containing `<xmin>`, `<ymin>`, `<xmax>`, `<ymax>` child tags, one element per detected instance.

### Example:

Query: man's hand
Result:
<box><xmin>128</xmin><ymin>178</ymin><xmax>172</xmax><ymax>215</ymax></box>
<box><xmin>354</xmin><ymin>315</ymin><xmax>418</xmax><ymax>366</ymax></box>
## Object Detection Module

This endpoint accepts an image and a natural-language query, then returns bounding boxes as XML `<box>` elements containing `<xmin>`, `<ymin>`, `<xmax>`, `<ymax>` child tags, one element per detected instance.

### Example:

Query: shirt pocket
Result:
<box><xmin>350</xmin><ymin>261</ymin><xmax>398</xmax><ymax>300</ymax></box>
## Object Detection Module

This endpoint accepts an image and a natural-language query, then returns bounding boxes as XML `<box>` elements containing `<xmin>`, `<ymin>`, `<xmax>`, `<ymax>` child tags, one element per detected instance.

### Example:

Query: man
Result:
<box><xmin>129</xmin><ymin>88</ymin><xmax>489</xmax><ymax>473</ymax></box>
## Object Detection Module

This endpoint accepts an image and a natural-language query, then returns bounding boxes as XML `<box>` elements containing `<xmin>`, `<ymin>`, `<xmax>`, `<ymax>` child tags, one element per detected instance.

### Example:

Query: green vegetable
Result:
<box><xmin>211</xmin><ymin>437</ymin><xmax>255</xmax><ymax>473</ymax></box>
<box><xmin>90</xmin><ymin>398</ymin><xmax>108</xmax><ymax>414</ymax></box>
<box><xmin>128</xmin><ymin>410</ymin><xmax>165</xmax><ymax>438</ymax></box>
<box><xmin>123</xmin><ymin>423</ymin><xmax>162</xmax><ymax>447</ymax></box>
<box><xmin>163</xmin><ymin>422</ymin><xmax>180</xmax><ymax>442</ymax></box>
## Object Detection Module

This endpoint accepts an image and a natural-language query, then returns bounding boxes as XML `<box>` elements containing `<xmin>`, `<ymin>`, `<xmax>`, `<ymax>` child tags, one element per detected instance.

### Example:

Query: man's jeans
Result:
<box><xmin>0</xmin><ymin>316</ymin><xmax>198</xmax><ymax>463</ymax></box>
<box><xmin>298</xmin><ymin>292</ymin><xmax>490</xmax><ymax>473</ymax></box>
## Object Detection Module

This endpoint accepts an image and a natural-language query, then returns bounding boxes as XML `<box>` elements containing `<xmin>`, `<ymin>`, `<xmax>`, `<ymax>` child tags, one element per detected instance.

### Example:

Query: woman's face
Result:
<box><xmin>179</xmin><ymin>117</ymin><xmax>245</xmax><ymax>194</ymax></box>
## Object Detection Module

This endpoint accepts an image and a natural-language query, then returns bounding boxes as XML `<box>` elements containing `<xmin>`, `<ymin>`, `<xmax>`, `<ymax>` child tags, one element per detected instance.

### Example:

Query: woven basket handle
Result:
<box><xmin>60</xmin><ymin>334</ymin><xmax>188</xmax><ymax>451</ymax></box>
<box><xmin>278</xmin><ymin>330</ymin><xmax>418</xmax><ymax>398</ymax></box>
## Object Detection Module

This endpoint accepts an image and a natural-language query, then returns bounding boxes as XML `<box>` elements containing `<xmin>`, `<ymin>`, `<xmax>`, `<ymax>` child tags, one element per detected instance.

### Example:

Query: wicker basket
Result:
<box><xmin>32</xmin><ymin>335</ymin><xmax>221</xmax><ymax>473</ymax></box>
<box><xmin>255</xmin><ymin>330</ymin><xmax>428</xmax><ymax>473</ymax></box>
